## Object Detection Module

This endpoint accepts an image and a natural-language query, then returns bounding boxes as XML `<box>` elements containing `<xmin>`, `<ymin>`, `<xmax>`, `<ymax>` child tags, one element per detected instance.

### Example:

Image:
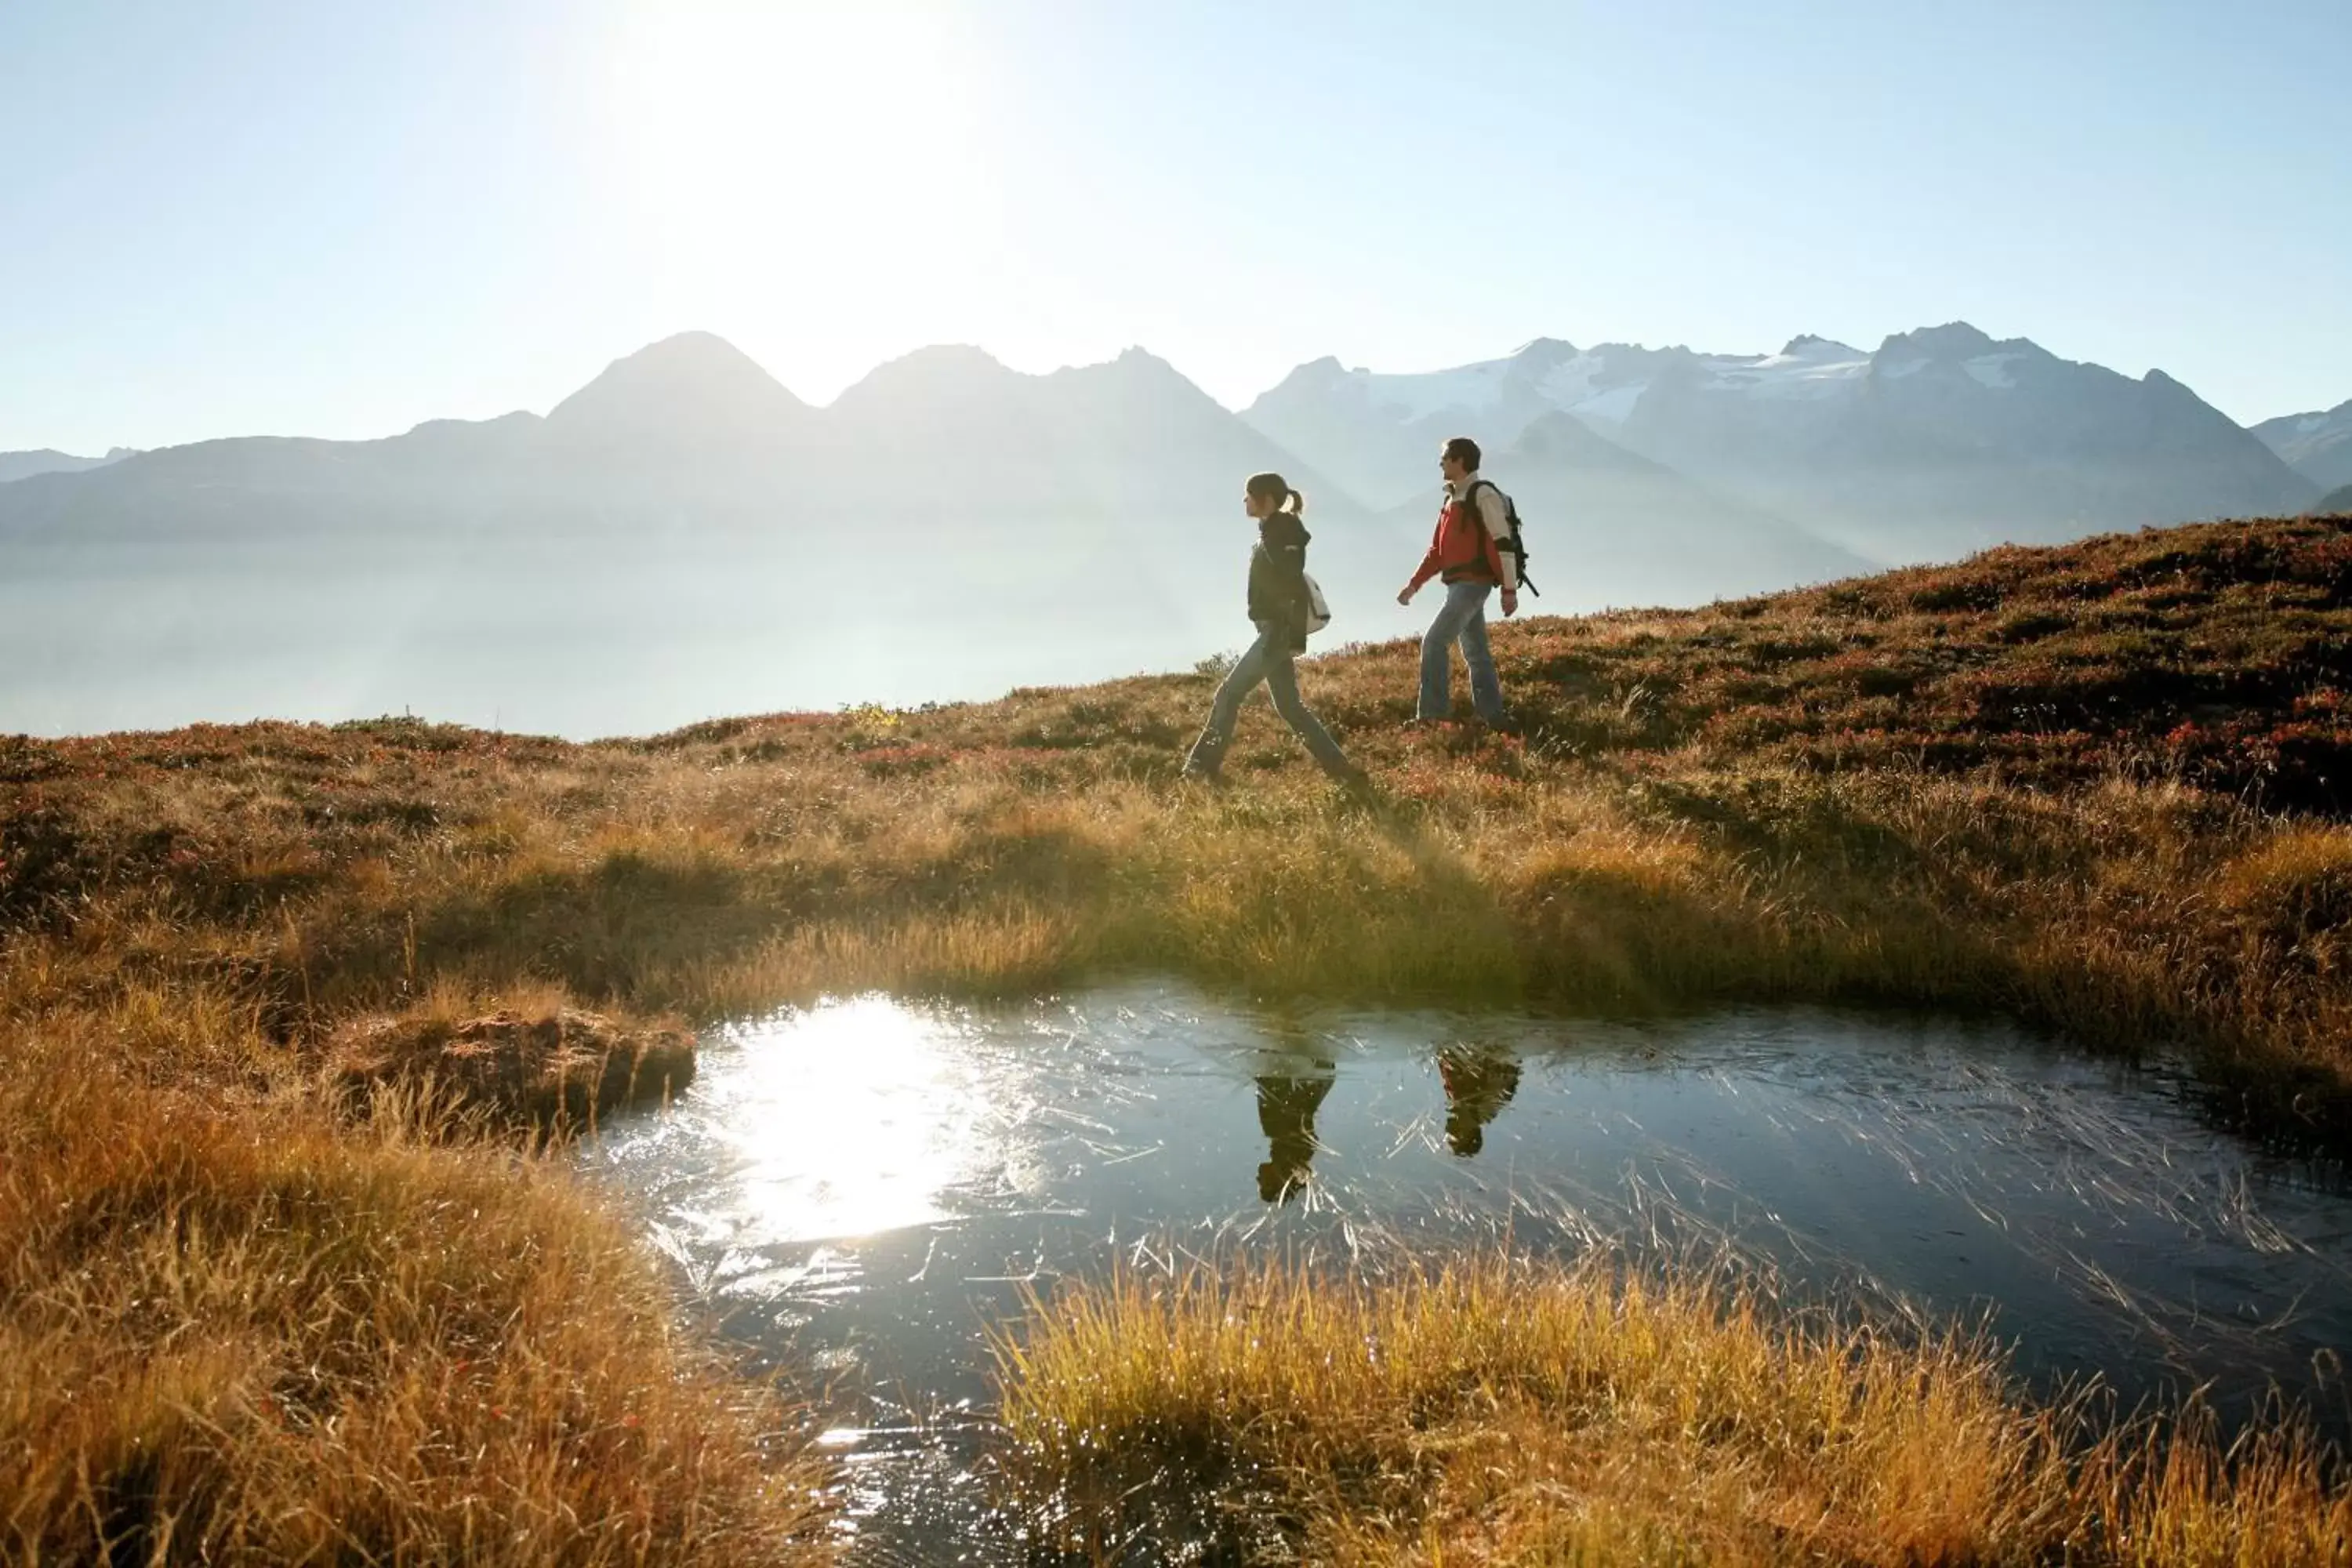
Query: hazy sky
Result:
<box><xmin>5</xmin><ymin>0</ymin><xmax>2347</xmax><ymax>453</ymax></box>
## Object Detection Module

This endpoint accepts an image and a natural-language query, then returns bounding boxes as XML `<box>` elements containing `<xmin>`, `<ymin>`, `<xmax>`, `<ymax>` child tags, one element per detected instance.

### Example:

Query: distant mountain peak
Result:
<box><xmin>1872</xmin><ymin>324</ymin><xmax>2060</xmax><ymax>371</ymax></box>
<box><xmin>1098</xmin><ymin>345</ymin><xmax>1191</xmax><ymax>382</ymax></box>
<box><xmin>2252</xmin><ymin>395</ymin><xmax>2352</xmax><ymax>491</ymax></box>
<box><xmin>887</xmin><ymin>342</ymin><xmax>1006</xmax><ymax>370</ymax></box>
<box><xmin>829</xmin><ymin>344</ymin><xmax>1025</xmax><ymax>419</ymax></box>
<box><xmin>1512</xmin><ymin>337</ymin><xmax>1583</xmax><ymax>367</ymax></box>
<box><xmin>546</xmin><ymin>331</ymin><xmax>807</xmax><ymax>439</ymax></box>
<box><xmin>593</xmin><ymin>330</ymin><xmax>791</xmax><ymax>389</ymax></box>
<box><xmin>1780</xmin><ymin>334</ymin><xmax>1861</xmax><ymax>358</ymax></box>
<box><xmin>1243</xmin><ymin>355</ymin><xmax>1353</xmax><ymax>412</ymax></box>
<box><xmin>1879</xmin><ymin>321</ymin><xmax>2002</xmax><ymax>359</ymax></box>
<box><xmin>640</xmin><ymin>328</ymin><xmax>747</xmax><ymax>358</ymax></box>
<box><xmin>2256</xmin><ymin>397</ymin><xmax>2352</xmax><ymax>432</ymax></box>
<box><xmin>1093</xmin><ymin>346</ymin><xmax>1207</xmax><ymax>395</ymax></box>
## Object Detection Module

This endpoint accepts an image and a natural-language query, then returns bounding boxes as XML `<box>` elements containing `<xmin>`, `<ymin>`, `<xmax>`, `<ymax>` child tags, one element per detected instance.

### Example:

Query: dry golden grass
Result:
<box><xmin>0</xmin><ymin>1004</ymin><xmax>837</xmax><ymax>1566</ymax></box>
<box><xmin>18</xmin><ymin>710</ymin><xmax>2345</xmax><ymax>1138</ymax></box>
<box><xmin>326</xmin><ymin>999</ymin><xmax>698</xmax><ymax>1132</ymax></box>
<box><xmin>996</xmin><ymin>1256</ymin><xmax>2352</xmax><ymax>1566</ymax></box>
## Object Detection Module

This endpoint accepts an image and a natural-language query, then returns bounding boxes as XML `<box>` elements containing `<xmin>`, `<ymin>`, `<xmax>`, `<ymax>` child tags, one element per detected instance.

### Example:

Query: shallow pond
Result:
<box><xmin>579</xmin><ymin>985</ymin><xmax>2352</xmax><ymax>1563</ymax></box>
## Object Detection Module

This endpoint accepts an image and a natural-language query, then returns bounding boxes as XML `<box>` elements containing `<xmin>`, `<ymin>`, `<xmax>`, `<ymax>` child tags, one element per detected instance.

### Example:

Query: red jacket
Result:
<box><xmin>1407</xmin><ymin>488</ymin><xmax>1508</xmax><ymax>593</ymax></box>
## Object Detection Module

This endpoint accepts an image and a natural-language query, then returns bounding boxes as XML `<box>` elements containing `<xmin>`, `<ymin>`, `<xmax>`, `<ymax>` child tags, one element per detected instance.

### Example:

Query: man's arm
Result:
<box><xmin>1402</xmin><ymin>517</ymin><xmax>1446</xmax><ymax>599</ymax></box>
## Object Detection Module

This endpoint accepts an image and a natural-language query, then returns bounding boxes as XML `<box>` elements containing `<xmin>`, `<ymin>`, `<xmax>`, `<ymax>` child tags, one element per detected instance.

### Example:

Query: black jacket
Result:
<box><xmin>1247</xmin><ymin>514</ymin><xmax>1314</xmax><ymax>652</ymax></box>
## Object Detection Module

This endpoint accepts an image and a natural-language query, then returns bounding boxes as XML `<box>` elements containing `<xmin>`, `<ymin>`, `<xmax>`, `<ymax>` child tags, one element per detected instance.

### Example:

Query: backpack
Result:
<box><xmin>1465</xmin><ymin>478</ymin><xmax>1541</xmax><ymax>596</ymax></box>
<box><xmin>1302</xmin><ymin>572</ymin><xmax>1332</xmax><ymax>634</ymax></box>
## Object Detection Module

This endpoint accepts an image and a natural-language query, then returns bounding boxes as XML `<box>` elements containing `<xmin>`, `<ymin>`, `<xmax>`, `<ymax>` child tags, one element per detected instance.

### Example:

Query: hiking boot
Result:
<box><xmin>1180</xmin><ymin>760</ymin><xmax>1226</xmax><ymax>786</ymax></box>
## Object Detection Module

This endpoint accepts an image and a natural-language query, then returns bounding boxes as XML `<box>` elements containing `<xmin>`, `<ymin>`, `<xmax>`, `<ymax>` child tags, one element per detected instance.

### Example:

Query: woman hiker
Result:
<box><xmin>1398</xmin><ymin>435</ymin><xmax>1518</xmax><ymax>728</ymax></box>
<box><xmin>1182</xmin><ymin>472</ymin><xmax>1369</xmax><ymax>792</ymax></box>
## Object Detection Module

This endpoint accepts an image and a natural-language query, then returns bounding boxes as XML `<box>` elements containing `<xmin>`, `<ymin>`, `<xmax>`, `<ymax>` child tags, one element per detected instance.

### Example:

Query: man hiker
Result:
<box><xmin>1398</xmin><ymin>436</ymin><xmax>1517</xmax><ymax>727</ymax></box>
<box><xmin>1437</xmin><ymin>1042</ymin><xmax>1523</xmax><ymax>1159</ymax></box>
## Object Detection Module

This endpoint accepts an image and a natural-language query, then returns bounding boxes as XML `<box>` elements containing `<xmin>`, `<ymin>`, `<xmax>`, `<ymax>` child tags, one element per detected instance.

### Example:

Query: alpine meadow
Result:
<box><xmin>7</xmin><ymin>2</ymin><xmax>2352</xmax><ymax>1563</ymax></box>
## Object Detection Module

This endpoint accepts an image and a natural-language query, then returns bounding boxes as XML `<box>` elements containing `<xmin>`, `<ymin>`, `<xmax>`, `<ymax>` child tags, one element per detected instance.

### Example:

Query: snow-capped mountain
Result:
<box><xmin>1245</xmin><ymin>335</ymin><xmax>1911</xmax><ymax>511</ymax></box>
<box><xmin>2252</xmin><ymin>399</ymin><xmax>2352</xmax><ymax>494</ymax></box>
<box><xmin>1246</xmin><ymin>325</ymin><xmax>2317</xmax><ymax>563</ymax></box>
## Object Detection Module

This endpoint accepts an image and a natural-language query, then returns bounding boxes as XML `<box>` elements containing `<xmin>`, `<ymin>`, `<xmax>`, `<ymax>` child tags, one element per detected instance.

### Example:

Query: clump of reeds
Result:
<box><xmin>994</xmin><ymin>1254</ymin><xmax>2351</xmax><ymax>1566</ymax></box>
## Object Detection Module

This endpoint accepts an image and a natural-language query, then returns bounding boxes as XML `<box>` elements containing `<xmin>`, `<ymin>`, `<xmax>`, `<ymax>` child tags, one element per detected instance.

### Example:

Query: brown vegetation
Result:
<box><xmin>0</xmin><ymin>1022</ymin><xmax>834</xmax><ymax>1564</ymax></box>
<box><xmin>998</xmin><ymin>1256</ymin><xmax>2351</xmax><ymax>1565</ymax></box>
<box><xmin>328</xmin><ymin>1002</ymin><xmax>697</xmax><ymax>1130</ymax></box>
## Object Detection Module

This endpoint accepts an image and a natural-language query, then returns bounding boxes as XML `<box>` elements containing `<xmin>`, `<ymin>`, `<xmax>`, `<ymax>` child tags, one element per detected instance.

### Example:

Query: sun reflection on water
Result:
<box><xmin>700</xmin><ymin>996</ymin><xmax>1032</xmax><ymax>1247</ymax></box>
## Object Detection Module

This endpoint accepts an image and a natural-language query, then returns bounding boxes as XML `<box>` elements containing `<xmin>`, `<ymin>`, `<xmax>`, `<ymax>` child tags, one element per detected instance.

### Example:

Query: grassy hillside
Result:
<box><xmin>9</xmin><ymin>513</ymin><xmax>2346</xmax><ymax>1113</ymax></box>
<box><xmin>4</xmin><ymin>512</ymin><xmax>2350</xmax><ymax>1559</ymax></box>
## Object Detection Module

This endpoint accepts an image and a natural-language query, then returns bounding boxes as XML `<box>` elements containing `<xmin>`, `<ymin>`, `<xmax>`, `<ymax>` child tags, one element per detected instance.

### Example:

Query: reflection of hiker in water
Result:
<box><xmin>1437</xmin><ymin>1044</ymin><xmax>1522</xmax><ymax>1157</ymax></box>
<box><xmin>1255</xmin><ymin>1058</ymin><xmax>1336</xmax><ymax>1203</ymax></box>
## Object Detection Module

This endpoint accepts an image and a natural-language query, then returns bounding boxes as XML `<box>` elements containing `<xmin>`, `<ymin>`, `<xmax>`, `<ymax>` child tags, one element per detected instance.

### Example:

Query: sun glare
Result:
<box><xmin>604</xmin><ymin>2</ymin><xmax>998</xmax><ymax>347</ymax></box>
<box><xmin>717</xmin><ymin>996</ymin><xmax>1025</xmax><ymax>1246</ymax></box>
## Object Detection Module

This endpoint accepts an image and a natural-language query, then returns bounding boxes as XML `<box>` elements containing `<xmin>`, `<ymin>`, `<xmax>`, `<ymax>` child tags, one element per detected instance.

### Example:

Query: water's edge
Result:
<box><xmin>582</xmin><ymin>984</ymin><xmax>2352</xmax><ymax>1560</ymax></box>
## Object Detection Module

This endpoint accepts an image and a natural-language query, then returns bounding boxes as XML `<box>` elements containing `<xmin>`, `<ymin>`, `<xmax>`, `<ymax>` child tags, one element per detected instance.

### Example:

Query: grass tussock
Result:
<box><xmin>996</xmin><ymin>1255</ymin><xmax>2352</xmax><ymax>1566</ymax></box>
<box><xmin>327</xmin><ymin>999</ymin><xmax>699</xmax><ymax>1131</ymax></box>
<box><xmin>0</xmin><ymin>1014</ymin><xmax>835</xmax><ymax>1566</ymax></box>
<box><xmin>2</xmin><ymin>514</ymin><xmax>2350</xmax><ymax>1557</ymax></box>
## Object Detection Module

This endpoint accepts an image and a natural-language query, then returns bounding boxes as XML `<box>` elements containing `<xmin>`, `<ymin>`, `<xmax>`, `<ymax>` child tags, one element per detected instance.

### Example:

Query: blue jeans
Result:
<box><xmin>1187</xmin><ymin>624</ymin><xmax>1353</xmax><ymax>778</ymax></box>
<box><xmin>1419</xmin><ymin>580</ymin><xmax>1508</xmax><ymax>723</ymax></box>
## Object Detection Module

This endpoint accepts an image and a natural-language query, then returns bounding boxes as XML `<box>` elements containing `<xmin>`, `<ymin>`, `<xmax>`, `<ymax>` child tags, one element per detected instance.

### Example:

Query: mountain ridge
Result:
<box><xmin>0</xmin><ymin>447</ymin><xmax>136</xmax><ymax>485</ymax></box>
<box><xmin>0</xmin><ymin>329</ymin><xmax>1425</xmax><ymax>741</ymax></box>
<box><xmin>1245</xmin><ymin>322</ymin><xmax>2315</xmax><ymax>561</ymax></box>
<box><xmin>2</xmin><ymin>325</ymin><xmax>2332</xmax><ymax>740</ymax></box>
<box><xmin>2253</xmin><ymin>398</ymin><xmax>2352</xmax><ymax>493</ymax></box>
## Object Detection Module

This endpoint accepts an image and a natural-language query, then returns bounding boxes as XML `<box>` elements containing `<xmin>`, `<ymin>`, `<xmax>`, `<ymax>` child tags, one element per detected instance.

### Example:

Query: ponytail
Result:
<box><xmin>1246</xmin><ymin>470</ymin><xmax>1302</xmax><ymax>516</ymax></box>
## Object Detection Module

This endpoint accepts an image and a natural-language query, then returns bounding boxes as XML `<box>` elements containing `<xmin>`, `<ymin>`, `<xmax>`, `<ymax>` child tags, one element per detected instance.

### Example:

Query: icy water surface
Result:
<box><xmin>579</xmin><ymin>985</ymin><xmax>2352</xmax><ymax>1563</ymax></box>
